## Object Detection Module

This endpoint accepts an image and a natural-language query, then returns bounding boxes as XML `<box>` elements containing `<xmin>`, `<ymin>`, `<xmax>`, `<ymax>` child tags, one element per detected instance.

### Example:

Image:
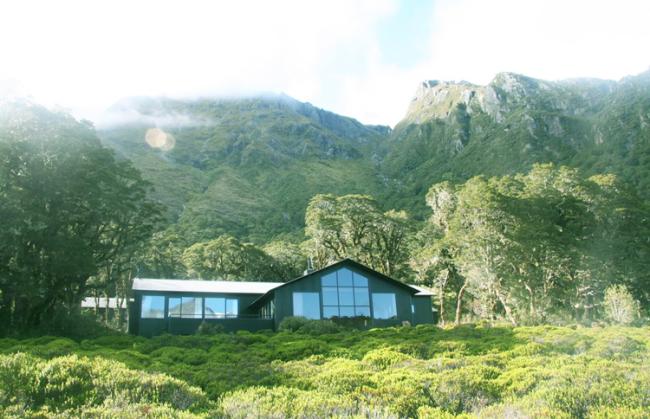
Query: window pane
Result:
<box><xmin>322</xmin><ymin>287</ymin><xmax>338</xmax><ymax>305</ymax></box>
<box><xmin>226</xmin><ymin>299</ymin><xmax>238</xmax><ymax>318</ymax></box>
<box><xmin>372</xmin><ymin>293</ymin><xmax>397</xmax><ymax>319</ymax></box>
<box><xmin>322</xmin><ymin>272</ymin><xmax>337</xmax><ymax>286</ymax></box>
<box><xmin>354</xmin><ymin>287</ymin><xmax>369</xmax><ymax>306</ymax></box>
<box><xmin>337</xmin><ymin>268</ymin><xmax>353</xmax><ymax>286</ymax></box>
<box><xmin>168</xmin><ymin>297</ymin><xmax>182</xmax><ymax>318</ymax></box>
<box><xmin>181</xmin><ymin>297</ymin><xmax>202</xmax><ymax>318</ymax></box>
<box><xmin>353</xmin><ymin>273</ymin><xmax>368</xmax><ymax>287</ymax></box>
<box><xmin>355</xmin><ymin>306</ymin><xmax>370</xmax><ymax>317</ymax></box>
<box><xmin>205</xmin><ymin>298</ymin><xmax>225</xmax><ymax>318</ymax></box>
<box><xmin>338</xmin><ymin>287</ymin><xmax>354</xmax><ymax>305</ymax></box>
<box><xmin>323</xmin><ymin>306</ymin><xmax>339</xmax><ymax>319</ymax></box>
<box><xmin>339</xmin><ymin>306</ymin><xmax>355</xmax><ymax>317</ymax></box>
<box><xmin>293</xmin><ymin>292</ymin><xmax>320</xmax><ymax>319</ymax></box>
<box><xmin>141</xmin><ymin>296</ymin><xmax>164</xmax><ymax>319</ymax></box>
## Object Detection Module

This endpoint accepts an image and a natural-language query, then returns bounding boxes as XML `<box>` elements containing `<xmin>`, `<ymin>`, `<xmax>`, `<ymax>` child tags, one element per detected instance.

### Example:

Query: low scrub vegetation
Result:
<box><xmin>0</xmin><ymin>325</ymin><xmax>648</xmax><ymax>417</ymax></box>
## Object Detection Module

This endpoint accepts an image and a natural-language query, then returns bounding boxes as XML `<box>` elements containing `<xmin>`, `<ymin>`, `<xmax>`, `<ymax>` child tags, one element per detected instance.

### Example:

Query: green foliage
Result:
<box><xmin>0</xmin><ymin>352</ymin><xmax>212</xmax><ymax>416</ymax></box>
<box><xmin>418</xmin><ymin>164</ymin><xmax>650</xmax><ymax>325</ymax></box>
<box><xmin>2</xmin><ymin>325</ymin><xmax>649</xmax><ymax>417</ymax></box>
<box><xmin>196</xmin><ymin>321</ymin><xmax>224</xmax><ymax>336</ymax></box>
<box><xmin>99</xmin><ymin>96</ymin><xmax>387</xmax><ymax>242</ymax></box>
<box><xmin>305</xmin><ymin>193</ymin><xmax>413</xmax><ymax>276</ymax></box>
<box><xmin>278</xmin><ymin>317</ymin><xmax>344</xmax><ymax>334</ymax></box>
<box><xmin>277</xmin><ymin>316</ymin><xmax>310</xmax><ymax>332</ymax></box>
<box><xmin>0</xmin><ymin>100</ymin><xmax>161</xmax><ymax>332</ymax></box>
<box><xmin>603</xmin><ymin>285</ymin><xmax>641</xmax><ymax>325</ymax></box>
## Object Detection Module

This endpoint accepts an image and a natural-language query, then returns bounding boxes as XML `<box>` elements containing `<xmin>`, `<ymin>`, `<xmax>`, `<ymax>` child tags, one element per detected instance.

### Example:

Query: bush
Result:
<box><xmin>1</xmin><ymin>325</ymin><xmax>649</xmax><ymax>417</ymax></box>
<box><xmin>277</xmin><ymin>316</ymin><xmax>310</xmax><ymax>332</ymax></box>
<box><xmin>278</xmin><ymin>317</ymin><xmax>343</xmax><ymax>334</ymax></box>
<box><xmin>362</xmin><ymin>348</ymin><xmax>412</xmax><ymax>369</ymax></box>
<box><xmin>196</xmin><ymin>321</ymin><xmax>224</xmax><ymax>336</ymax></box>
<box><xmin>297</xmin><ymin>320</ymin><xmax>342</xmax><ymax>335</ymax></box>
<box><xmin>0</xmin><ymin>353</ymin><xmax>42</xmax><ymax>409</ymax></box>
<box><xmin>603</xmin><ymin>285</ymin><xmax>640</xmax><ymax>325</ymax></box>
<box><xmin>218</xmin><ymin>386</ymin><xmax>359</xmax><ymax>418</ymax></box>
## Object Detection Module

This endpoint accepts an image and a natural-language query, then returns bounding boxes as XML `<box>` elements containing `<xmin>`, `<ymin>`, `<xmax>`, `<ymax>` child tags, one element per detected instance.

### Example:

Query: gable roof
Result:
<box><xmin>132</xmin><ymin>278</ymin><xmax>283</xmax><ymax>295</ymax></box>
<box><xmin>131</xmin><ymin>260</ymin><xmax>434</xmax><ymax>301</ymax></box>
<box><xmin>249</xmin><ymin>258</ymin><xmax>433</xmax><ymax>308</ymax></box>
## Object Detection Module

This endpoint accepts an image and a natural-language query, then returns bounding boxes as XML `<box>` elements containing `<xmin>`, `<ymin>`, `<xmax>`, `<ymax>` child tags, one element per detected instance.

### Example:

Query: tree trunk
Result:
<box><xmin>496</xmin><ymin>290</ymin><xmax>518</xmax><ymax>326</ymax></box>
<box><xmin>455</xmin><ymin>280</ymin><xmax>468</xmax><ymax>325</ymax></box>
<box><xmin>524</xmin><ymin>283</ymin><xmax>536</xmax><ymax>322</ymax></box>
<box><xmin>438</xmin><ymin>284</ymin><xmax>445</xmax><ymax>326</ymax></box>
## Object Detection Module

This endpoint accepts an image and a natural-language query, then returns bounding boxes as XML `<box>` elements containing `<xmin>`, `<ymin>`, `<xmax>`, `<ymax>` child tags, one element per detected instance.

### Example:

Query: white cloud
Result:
<box><xmin>423</xmin><ymin>0</ymin><xmax>650</xmax><ymax>84</ymax></box>
<box><xmin>0</xmin><ymin>0</ymin><xmax>397</xmax><ymax>122</ymax></box>
<box><xmin>0</xmin><ymin>0</ymin><xmax>648</xmax><ymax>127</ymax></box>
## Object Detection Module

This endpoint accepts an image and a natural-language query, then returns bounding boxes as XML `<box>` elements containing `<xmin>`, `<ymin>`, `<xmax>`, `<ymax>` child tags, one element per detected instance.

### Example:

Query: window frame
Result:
<box><xmin>372</xmin><ymin>293</ymin><xmax>397</xmax><ymax>320</ymax></box>
<box><xmin>321</xmin><ymin>268</ymin><xmax>370</xmax><ymax>319</ymax></box>
<box><xmin>141</xmin><ymin>295</ymin><xmax>165</xmax><ymax>319</ymax></box>
<box><xmin>292</xmin><ymin>292</ymin><xmax>321</xmax><ymax>319</ymax></box>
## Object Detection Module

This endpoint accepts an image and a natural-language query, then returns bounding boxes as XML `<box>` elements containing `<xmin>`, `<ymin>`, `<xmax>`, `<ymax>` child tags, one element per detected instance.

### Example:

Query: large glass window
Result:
<box><xmin>169</xmin><ymin>296</ymin><xmax>203</xmax><ymax>318</ymax></box>
<box><xmin>321</xmin><ymin>268</ymin><xmax>370</xmax><ymax>319</ymax></box>
<box><xmin>204</xmin><ymin>298</ymin><xmax>225</xmax><ymax>318</ymax></box>
<box><xmin>226</xmin><ymin>299</ymin><xmax>238</xmax><ymax>318</ymax></box>
<box><xmin>372</xmin><ymin>293</ymin><xmax>397</xmax><ymax>319</ymax></box>
<box><xmin>261</xmin><ymin>300</ymin><xmax>275</xmax><ymax>318</ymax></box>
<box><xmin>141</xmin><ymin>295</ymin><xmax>165</xmax><ymax>318</ymax></box>
<box><xmin>168</xmin><ymin>297</ymin><xmax>182</xmax><ymax>317</ymax></box>
<box><xmin>204</xmin><ymin>297</ymin><xmax>239</xmax><ymax>318</ymax></box>
<box><xmin>293</xmin><ymin>292</ymin><xmax>320</xmax><ymax>319</ymax></box>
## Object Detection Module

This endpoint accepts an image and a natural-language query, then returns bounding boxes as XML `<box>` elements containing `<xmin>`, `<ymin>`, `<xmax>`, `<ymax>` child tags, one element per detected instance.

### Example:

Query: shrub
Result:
<box><xmin>603</xmin><ymin>285</ymin><xmax>640</xmax><ymax>325</ymax></box>
<box><xmin>0</xmin><ymin>353</ymin><xmax>42</xmax><ymax>409</ymax></box>
<box><xmin>218</xmin><ymin>386</ymin><xmax>358</xmax><ymax>418</ymax></box>
<box><xmin>196</xmin><ymin>321</ymin><xmax>224</xmax><ymax>336</ymax></box>
<box><xmin>278</xmin><ymin>316</ymin><xmax>310</xmax><ymax>332</ymax></box>
<box><xmin>298</xmin><ymin>320</ymin><xmax>342</xmax><ymax>335</ymax></box>
<box><xmin>362</xmin><ymin>348</ymin><xmax>412</xmax><ymax>369</ymax></box>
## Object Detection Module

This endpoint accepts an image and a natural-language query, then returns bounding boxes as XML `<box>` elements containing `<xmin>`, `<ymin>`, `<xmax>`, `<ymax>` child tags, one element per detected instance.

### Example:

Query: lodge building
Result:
<box><xmin>129</xmin><ymin>259</ymin><xmax>435</xmax><ymax>336</ymax></box>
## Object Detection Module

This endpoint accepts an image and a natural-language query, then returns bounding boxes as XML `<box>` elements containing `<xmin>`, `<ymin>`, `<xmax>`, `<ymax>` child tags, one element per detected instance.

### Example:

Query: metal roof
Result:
<box><xmin>81</xmin><ymin>297</ymin><xmax>127</xmax><ymax>309</ymax></box>
<box><xmin>249</xmin><ymin>259</ymin><xmax>435</xmax><ymax>308</ymax></box>
<box><xmin>409</xmin><ymin>285</ymin><xmax>435</xmax><ymax>297</ymax></box>
<box><xmin>132</xmin><ymin>278</ymin><xmax>284</xmax><ymax>294</ymax></box>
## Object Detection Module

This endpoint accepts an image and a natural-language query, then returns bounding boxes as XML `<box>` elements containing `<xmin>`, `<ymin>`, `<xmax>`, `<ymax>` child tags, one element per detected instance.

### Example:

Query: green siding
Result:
<box><xmin>271</xmin><ymin>263</ymin><xmax>433</xmax><ymax>329</ymax></box>
<box><xmin>132</xmin><ymin>291</ymin><xmax>272</xmax><ymax>337</ymax></box>
<box><xmin>412</xmin><ymin>295</ymin><xmax>435</xmax><ymax>325</ymax></box>
<box><xmin>129</xmin><ymin>260</ymin><xmax>436</xmax><ymax>336</ymax></box>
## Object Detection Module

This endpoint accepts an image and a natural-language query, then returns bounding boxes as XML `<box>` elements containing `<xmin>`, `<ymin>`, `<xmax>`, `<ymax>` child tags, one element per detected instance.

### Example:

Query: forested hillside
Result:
<box><xmin>98</xmin><ymin>95</ymin><xmax>388</xmax><ymax>242</ymax></box>
<box><xmin>96</xmin><ymin>70</ymin><xmax>650</xmax><ymax>239</ymax></box>
<box><xmin>382</xmin><ymin>70</ymin><xmax>650</xmax><ymax>217</ymax></box>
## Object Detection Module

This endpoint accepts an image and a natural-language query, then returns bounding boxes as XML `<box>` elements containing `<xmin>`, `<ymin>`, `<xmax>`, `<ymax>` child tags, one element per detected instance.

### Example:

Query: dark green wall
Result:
<box><xmin>271</xmin><ymin>263</ymin><xmax>435</xmax><ymax>329</ymax></box>
<box><xmin>412</xmin><ymin>295</ymin><xmax>435</xmax><ymax>325</ymax></box>
<box><xmin>130</xmin><ymin>261</ymin><xmax>436</xmax><ymax>337</ymax></box>
<box><xmin>131</xmin><ymin>291</ymin><xmax>272</xmax><ymax>337</ymax></box>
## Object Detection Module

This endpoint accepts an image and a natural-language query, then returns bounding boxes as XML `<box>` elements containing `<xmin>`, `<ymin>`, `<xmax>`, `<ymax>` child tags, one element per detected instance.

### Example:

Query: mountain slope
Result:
<box><xmin>98</xmin><ymin>95</ymin><xmax>390</xmax><ymax>242</ymax></box>
<box><xmin>381</xmin><ymin>70</ymin><xmax>650</xmax><ymax>216</ymax></box>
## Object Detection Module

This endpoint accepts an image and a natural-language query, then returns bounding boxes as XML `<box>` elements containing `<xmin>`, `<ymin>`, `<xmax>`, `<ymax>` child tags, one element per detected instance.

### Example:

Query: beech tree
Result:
<box><xmin>305</xmin><ymin>194</ymin><xmax>412</xmax><ymax>277</ymax></box>
<box><xmin>0</xmin><ymin>102</ymin><xmax>161</xmax><ymax>331</ymax></box>
<box><xmin>418</xmin><ymin>163</ymin><xmax>650</xmax><ymax>325</ymax></box>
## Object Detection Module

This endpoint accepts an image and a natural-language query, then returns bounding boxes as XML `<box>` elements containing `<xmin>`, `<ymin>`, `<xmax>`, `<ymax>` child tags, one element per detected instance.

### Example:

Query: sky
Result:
<box><xmin>0</xmin><ymin>0</ymin><xmax>649</xmax><ymax>126</ymax></box>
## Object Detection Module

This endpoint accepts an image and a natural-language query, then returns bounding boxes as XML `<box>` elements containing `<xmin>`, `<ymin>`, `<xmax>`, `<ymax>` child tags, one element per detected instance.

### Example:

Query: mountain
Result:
<box><xmin>10</xmin><ymin>70</ymin><xmax>645</xmax><ymax>243</ymax></box>
<box><xmin>97</xmin><ymin>95</ymin><xmax>390</xmax><ymax>242</ymax></box>
<box><xmin>381</xmin><ymin>70</ymin><xmax>650</xmax><ymax>216</ymax></box>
